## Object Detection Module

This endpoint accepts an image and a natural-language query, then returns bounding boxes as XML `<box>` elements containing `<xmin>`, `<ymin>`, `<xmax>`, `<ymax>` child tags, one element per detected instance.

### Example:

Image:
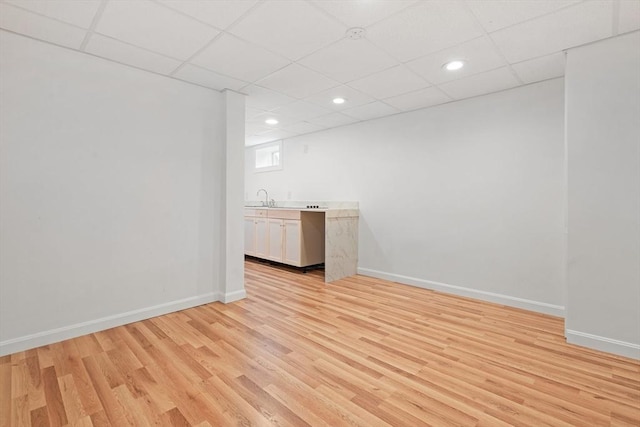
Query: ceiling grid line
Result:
<box><xmin>168</xmin><ymin>31</ymin><xmax>229</xmax><ymax>77</ymax></box>
<box><xmin>0</xmin><ymin>1</ymin><xmax>93</xmax><ymax>32</ymax></box>
<box><xmin>461</xmin><ymin>1</ymin><xmax>524</xmax><ymax>86</ymax></box>
<box><xmin>612</xmin><ymin>0</ymin><xmax>621</xmax><ymax>36</ymax></box>
<box><xmin>150</xmin><ymin>0</ymin><xmax>225</xmax><ymax>32</ymax></box>
<box><xmin>79</xmin><ymin>0</ymin><xmax>109</xmax><ymax>51</ymax></box>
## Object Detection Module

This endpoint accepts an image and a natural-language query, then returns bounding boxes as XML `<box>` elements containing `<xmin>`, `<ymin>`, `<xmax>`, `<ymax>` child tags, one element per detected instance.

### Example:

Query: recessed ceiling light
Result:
<box><xmin>443</xmin><ymin>60</ymin><xmax>465</xmax><ymax>71</ymax></box>
<box><xmin>265</xmin><ymin>118</ymin><xmax>278</xmax><ymax>125</ymax></box>
<box><xmin>332</xmin><ymin>97</ymin><xmax>346</xmax><ymax>104</ymax></box>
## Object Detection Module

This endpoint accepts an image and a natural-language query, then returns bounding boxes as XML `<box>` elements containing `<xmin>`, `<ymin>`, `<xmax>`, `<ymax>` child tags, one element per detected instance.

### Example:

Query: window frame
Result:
<box><xmin>252</xmin><ymin>140</ymin><xmax>283</xmax><ymax>173</ymax></box>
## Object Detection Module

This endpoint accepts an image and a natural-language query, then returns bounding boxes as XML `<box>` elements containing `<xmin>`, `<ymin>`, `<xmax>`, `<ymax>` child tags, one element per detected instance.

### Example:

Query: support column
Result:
<box><xmin>221</xmin><ymin>90</ymin><xmax>246</xmax><ymax>302</ymax></box>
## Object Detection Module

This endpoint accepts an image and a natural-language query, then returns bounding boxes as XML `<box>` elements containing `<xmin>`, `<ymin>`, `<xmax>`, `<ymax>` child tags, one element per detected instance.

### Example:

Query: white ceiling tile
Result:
<box><xmin>490</xmin><ymin>1</ymin><xmax>613</xmax><ymax>63</ymax></box>
<box><xmin>347</xmin><ymin>65</ymin><xmax>429</xmax><ymax>99</ymax></box>
<box><xmin>85</xmin><ymin>34</ymin><xmax>182</xmax><ymax>75</ymax></box>
<box><xmin>342</xmin><ymin>101</ymin><xmax>400</xmax><ymax>120</ymax></box>
<box><xmin>299</xmin><ymin>38</ymin><xmax>398</xmax><ymax>83</ymax></box>
<box><xmin>4</xmin><ymin>0</ymin><xmax>101</xmax><ymax>28</ymax></box>
<box><xmin>246</xmin><ymin>122</ymin><xmax>272</xmax><ymax>136</ymax></box>
<box><xmin>308</xmin><ymin>112</ymin><xmax>360</xmax><ymax>127</ymax></box>
<box><xmin>511</xmin><ymin>52</ymin><xmax>565</xmax><ymax>84</ymax></box>
<box><xmin>367</xmin><ymin>1</ymin><xmax>483</xmax><ymax>61</ymax></box>
<box><xmin>281</xmin><ymin>121</ymin><xmax>327</xmax><ymax>134</ymax></box>
<box><xmin>173</xmin><ymin>64</ymin><xmax>248</xmax><ymax>91</ymax></box>
<box><xmin>96</xmin><ymin>0</ymin><xmax>218</xmax><ymax>60</ymax></box>
<box><xmin>438</xmin><ymin>66</ymin><xmax>520</xmax><ymax>100</ymax></box>
<box><xmin>383</xmin><ymin>87</ymin><xmax>452</xmax><ymax>111</ymax></box>
<box><xmin>246</xmin><ymin>107</ymin><xmax>269</xmax><ymax>120</ymax></box>
<box><xmin>191</xmin><ymin>34</ymin><xmax>289</xmax><ymax>83</ymax></box>
<box><xmin>0</xmin><ymin>3</ymin><xmax>87</xmax><ymax>49</ymax></box>
<box><xmin>406</xmin><ymin>37</ymin><xmax>507</xmax><ymax>85</ymax></box>
<box><xmin>311</xmin><ymin>0</ymin><xmax>419</xmax><ymax>28</ymax></box>
<box><xmin>466</xmin><ymin>0</ymin><xmax>581</xmax><ymax>33</ymax></box>
<box><xmin>243</xmin><ymin>85</ymin><xmax>297</xmax><ymax>110</ymax></box>
<box><xmin>158</xmin><ymin>0</ymin><xmax>257</xmax><ymax>29</ymax></box>
<box><xmin>250</xmin><ymin>112</ymin><xmax>299</xmax><ymax>128</ymax></box>
<box><xmin>271</xmin><ymin>101</ymin><xmax>332</xmax><ymax>121</ymax></box>
<box><xmin>229</xmin><ymin>0</ymin><xmax>345</xmax><ymax>60</ymax></box>
<box><xmin>619</xmin><ymin>0</ymin><xmax>640</xmax><ymax>34</ymax></box>
<box><xmin>246</xmin><ymin>112</ymin><xmax>303</xmax><ymax>137</ymax></box>
<box><xmin>304</xmin><ymin>85</ymin><xmax>375</xmax><ymax>110</ymax></box>
<box><xmin>255</xmin><ymin>64</ymin><xmax>340</xmax><ymax>99</ymax></box>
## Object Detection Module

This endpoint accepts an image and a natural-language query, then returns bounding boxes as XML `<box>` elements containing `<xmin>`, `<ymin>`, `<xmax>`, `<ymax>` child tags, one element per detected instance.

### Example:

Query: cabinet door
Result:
<box><xmin>255</xmin><ymin>218</ymin><xmax>268</xmax><ymax>258</ymax></box>
<box><xmin>244</xmin><ymin>217</ymin><xmax>256</xmax><ymax>256</ymax></box>
<box><xmin>266</xmin><ymin>219</ymin><xmax>283</xmax><ymax>262</ymax></box>
<box><xmin>283</xmin><ymin>220</ymin><xmax>301</xmax><ymax>266</ymax></box>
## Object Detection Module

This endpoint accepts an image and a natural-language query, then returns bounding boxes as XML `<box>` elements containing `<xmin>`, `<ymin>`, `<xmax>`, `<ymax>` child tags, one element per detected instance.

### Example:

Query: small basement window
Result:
<box><xmin>254</xmin><ymin>140</ymin><xmax>283</xmax><ymax>172</ymax></box>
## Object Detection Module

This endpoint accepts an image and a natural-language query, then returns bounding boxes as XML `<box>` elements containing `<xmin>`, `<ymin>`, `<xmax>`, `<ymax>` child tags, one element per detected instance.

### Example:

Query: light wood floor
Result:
<box><xmin>2</xmin><ymin>260</ymin><xmax>639</xmax><ymax>426</ymax></box>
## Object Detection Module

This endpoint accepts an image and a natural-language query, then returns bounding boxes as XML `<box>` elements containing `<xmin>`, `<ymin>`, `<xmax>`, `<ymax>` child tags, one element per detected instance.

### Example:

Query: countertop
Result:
<box><xmin>244</xmin><ymin>205</ymin><xmax>359</xmax><ymax>218</ymax></box>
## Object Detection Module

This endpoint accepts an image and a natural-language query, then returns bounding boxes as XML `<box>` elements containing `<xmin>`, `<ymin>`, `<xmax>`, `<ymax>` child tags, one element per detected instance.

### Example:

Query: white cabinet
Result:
<box><xmin>283</xmin><ymin>220</ymin><xmax>301</xmax><ymax>265</ymax></box>
<box><xmin>244</xmin><ymin>217</ymin><xmax>256</xmax><ymax>256</ymax></box>
<box><xmin>266</xmin><ymin>218</ymin><xmax>303</xmax><ymax>265</ymax></box>
<box><xmin>244</xmin><ymin>209</ymin><xmax>268</xmax><ymax>258</ymax></box>
<box><xmin>266</xmin><ymin>218</ymin><xmax>284</xmax><ymax>262</ymax></box>
<box><xmin>254</xmin><ymin>218</ymin><xmax>268</xmax><ymax>259</ymax></box>
<box><xmin>244</xmin><ymin>208</ymin><xmax>324</xmax><ymax>268</ymax></box>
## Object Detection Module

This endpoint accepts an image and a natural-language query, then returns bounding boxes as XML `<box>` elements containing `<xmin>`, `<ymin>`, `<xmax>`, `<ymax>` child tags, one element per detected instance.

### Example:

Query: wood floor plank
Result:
<box><xmin>63</xmin><ymin>353</ymin><xmax>101</xmax><ymax>417</ymax></box>
<box><xmin>110</xmin><ymin>385</ymin><xmax>150</xmax><ymax>427</ymax></box>
<box><xmin>313</xmin><ymin>383</ymin><xmax>394</xmax><ymax>427</ymax></box>
<box><xmin>129</xmin><ymin>367</ymin><xmax>174</xmax><ymax>415</ymax></box>
<box><xmin>10</xmin><ymin>395</ymin><xmax>29</xmax><ymax>427</ymax></box>
<box><xmin>222</xmin><ymin>372</ymin><xmax>311</xmax><ymax>427</ymax></box>
<box><xmin>159</xmin><ymin>407</ymin><xmax>189</xmax><ymax>427</ymax></box>
<box><xmin>29</xmin><ymin>405</ymin><xmax>49</xmax><ymax>427</ymax></box>
<box><xmin>56</xmin><ymin>374</ymin><xmax>85</xmax><ymax>425</ymax></box>
<box><xmin>81</xmin><ymin>357</ymin><xmax>127</xmax><ymax>426</ymax></box>
<box><xmin>258</xmin><ymin>356</ymin><xmax>362</xmax><ymax>427</ymax></box>
<box><xmin>24</xmin><ymin>356</ymin><xmax>45</xmax><ymax>412</ymax></box>
<box><xmin>68</xmin><ymin>416</ymin><xmax>94</xmax><ymax>427</ymax></box>
<box><xmin>139</xmin><ymin>358</ymin><xmax>205</xmax><ymax>425</ymax></box>
<box><xmin>73</xmin><ymin>336</ymin><xmax>103</xmax><ymax>360</ymax></box>
<box><xmin>200</xmin><ymin>374</ymin><xmax>266</xmax><ymax>426</ymax></box>
<box><xmin>40</xmin><ymin>367</ymin><xmax>67</xmax><ymax>427</ymax></box>
<box><xmin>11</xmin><ymin>359</ymin><xmax>28</xmax><ymax>400</ymax></box>
<box><xmin>0</xmin><ymin>362</ymin><xmax>12</xmax><ymax>427</ymax></box>
<box><xmin>87</xmin><ymin>411</ymin><xmax>108</xmax><ymax>427</ymax></box>
<box><xmin>133</xmin><ymin>392</ymin><xmax>164</xmax><ymax>426</ymax></box>
<box><xmin>2</xmin><ymin>259</ymin><xmax>639</xmax><ymax>426</ymax></box>
<box><xmin>35</xmin><ymin>348</ymin><xmax>53</xmax><ymax>372</ymax></box>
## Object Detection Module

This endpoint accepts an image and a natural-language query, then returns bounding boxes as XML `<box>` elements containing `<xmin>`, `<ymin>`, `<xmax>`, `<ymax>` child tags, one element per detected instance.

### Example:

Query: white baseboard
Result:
<box><xmin>357</xmin><ymin>267</ymin><xmax>565</xmax><ymax>317</ymax></box>
<box><xmin>0</xmin><ymin>293</ymin><xmax>220</xmax><ymax>356</ymax></box>
<box><xmin>566</xmin><ymin>329</ymin><xmax>640</xmax><ymax>360</ymax></box>
<box><xmin>222</xmin><ymin>289</ymin><xmax>247</xmax><ymax>303</ymax></box>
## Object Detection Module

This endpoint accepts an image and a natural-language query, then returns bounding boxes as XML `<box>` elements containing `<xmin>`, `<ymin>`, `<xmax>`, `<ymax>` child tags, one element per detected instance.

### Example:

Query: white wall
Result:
<box><xmin>565</xmin><ymin>31</ymin><xmax>640</xmax><ymax>359</ymax></box>
<box><xmin>246</xmin><ymin>79</ymin><xmax>566</xmax><ymax>315</ymax></box>
<box><xmin>0</xmin><ymin>31</ymin><xmax>228</xmax><ymax>355</ymax></box>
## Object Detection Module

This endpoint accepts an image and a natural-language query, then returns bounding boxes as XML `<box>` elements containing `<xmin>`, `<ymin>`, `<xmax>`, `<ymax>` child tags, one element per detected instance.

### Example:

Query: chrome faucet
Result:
<box><xmin>257</xmin><ymin>189</ymin><xmax>268</xmax><ymax>207</ymax></box>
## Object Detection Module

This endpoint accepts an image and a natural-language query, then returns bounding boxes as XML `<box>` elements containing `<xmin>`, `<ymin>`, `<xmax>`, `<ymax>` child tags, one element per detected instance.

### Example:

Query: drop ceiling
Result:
<box><xmin>1</xmin><ymin>0</ymin><xmax>639</xmax><ymax>146</ymax></box>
